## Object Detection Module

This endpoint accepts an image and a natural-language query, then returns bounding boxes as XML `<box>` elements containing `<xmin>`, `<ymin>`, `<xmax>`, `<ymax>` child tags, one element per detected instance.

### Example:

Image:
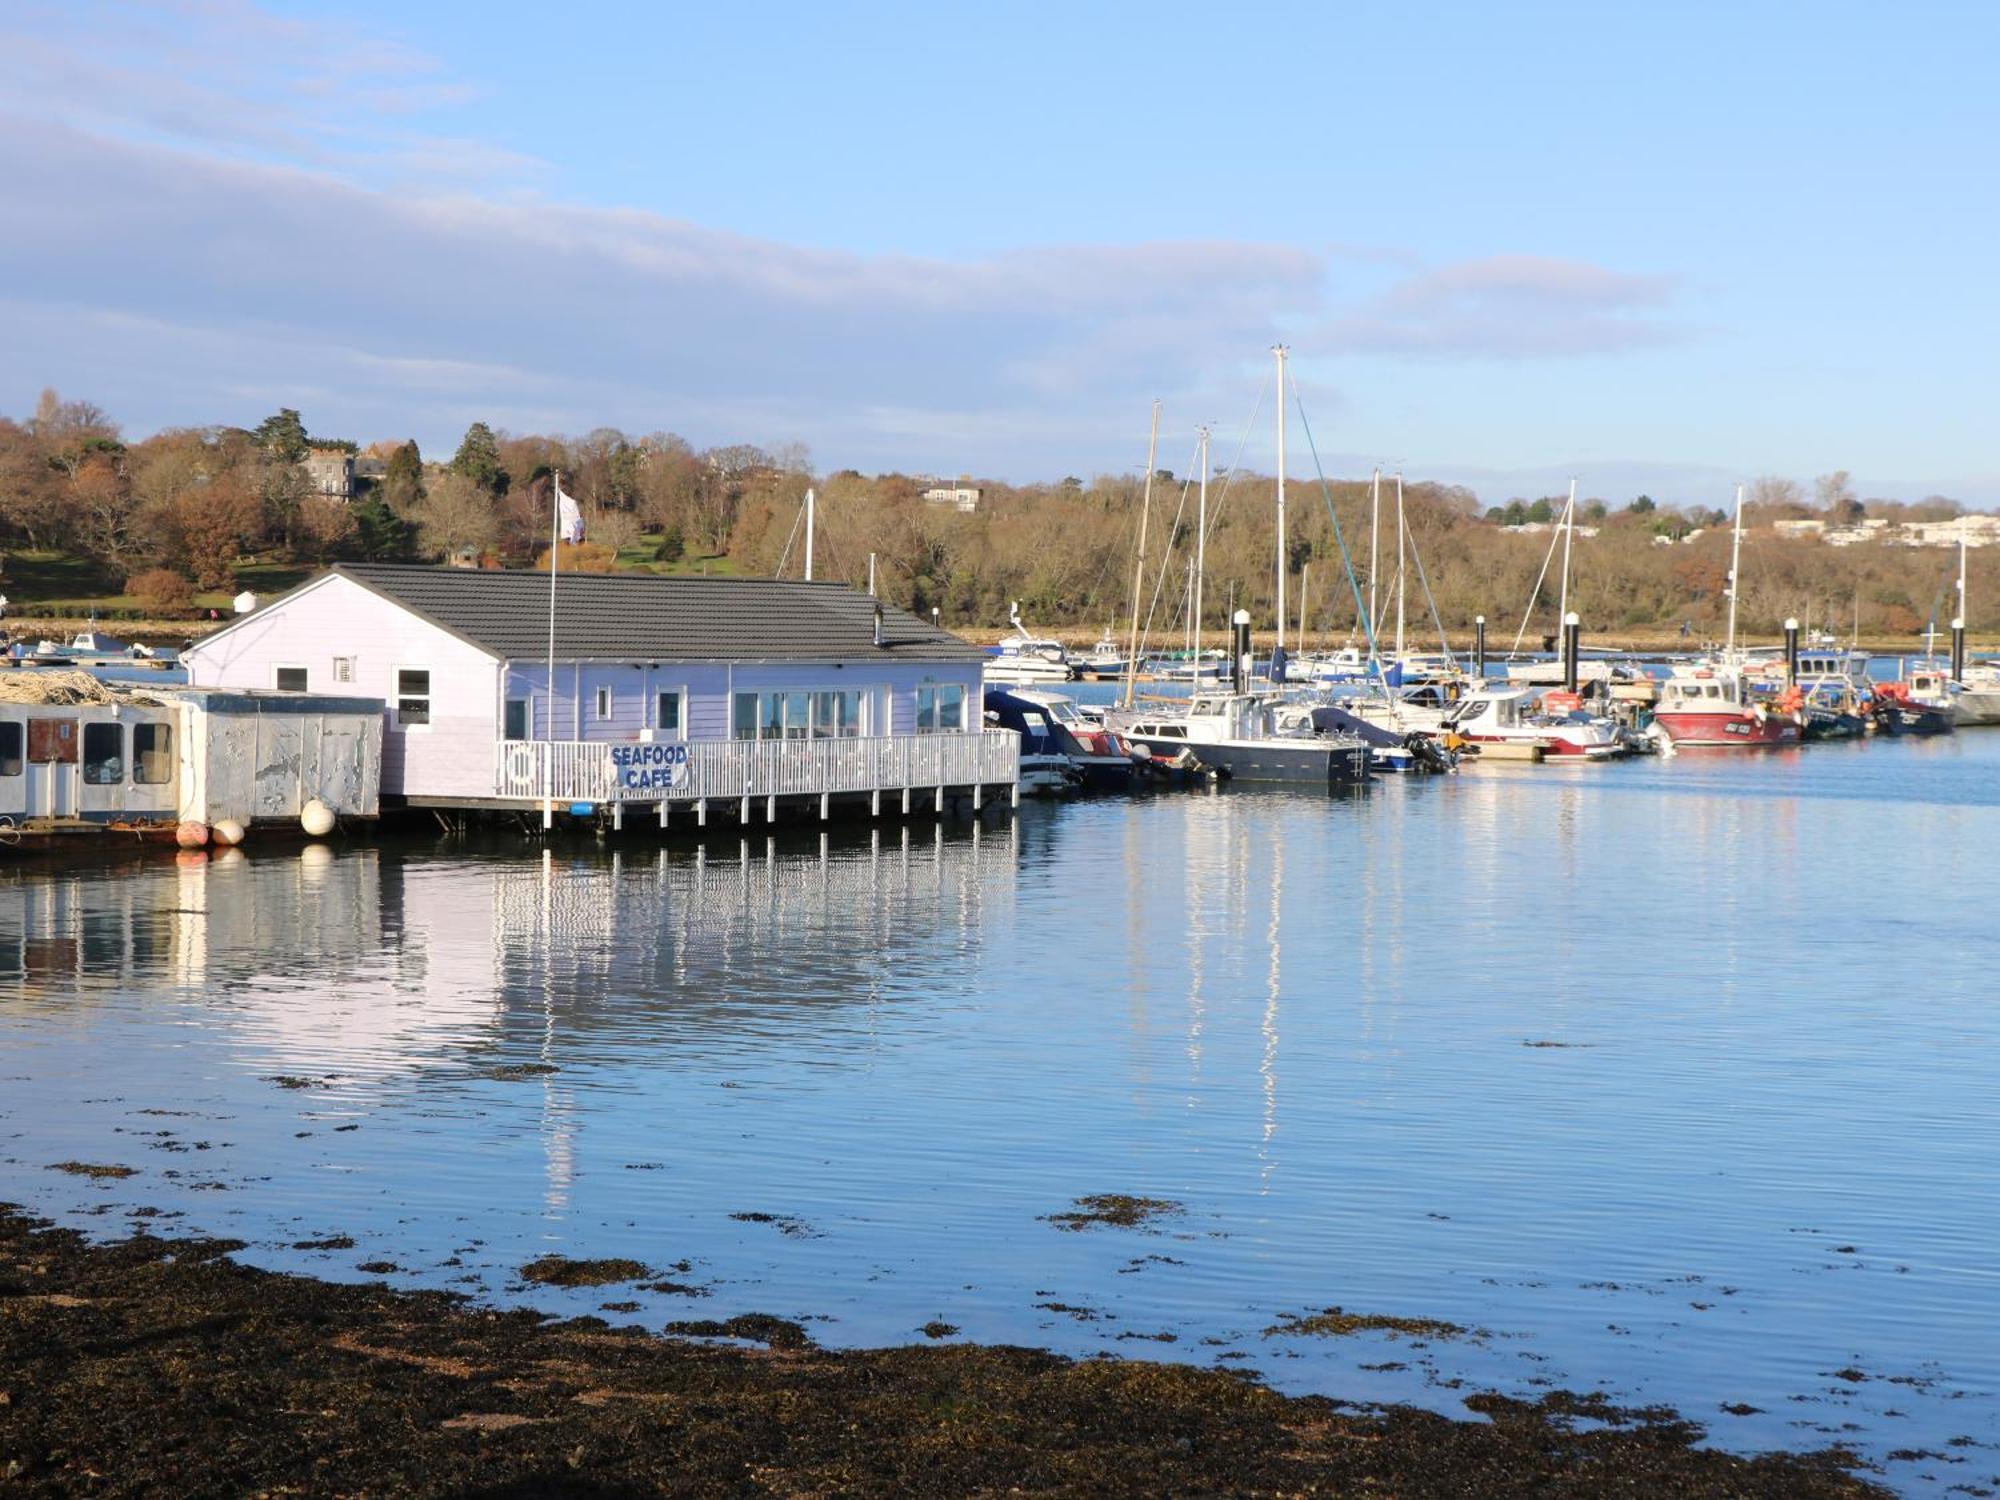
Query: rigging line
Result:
<box><xmin>772</xmin><ymin>492</ymin><xmax>807</xmax><ymax>577</ymax></box>
<box><xmin>1507</xmin><ymin>516</ymin><xmax>1567</xmax><ymax>660</ymax></box>
<box><xmin>1396</xmin><ymin>483</ymin><xmax>1459</xmax><ymax>668</ymax></box>
<box><xmin>1289</xmin><ymin>373</ymin><xmax>1383</xmax><ymax>675</ymax></box>
<box><xmin>1198</xmin><ymin>368</ymin><xmax>1270</xmax><ymax>544</ymax></box>
<box><xmin>1133</xmin><ymin>441</ymin><xmax>1206</xmax><ymax>666</ymax></box>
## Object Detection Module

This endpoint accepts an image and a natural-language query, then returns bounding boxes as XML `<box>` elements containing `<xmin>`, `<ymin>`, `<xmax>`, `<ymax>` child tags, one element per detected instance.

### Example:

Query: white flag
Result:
<box><xmin>555</xmin><ymin>479</ymin><xmax>584</xmax><ymax>544</ymax></box>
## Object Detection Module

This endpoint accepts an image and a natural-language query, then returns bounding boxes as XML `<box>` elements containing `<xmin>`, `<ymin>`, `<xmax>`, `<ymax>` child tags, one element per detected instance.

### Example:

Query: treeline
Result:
<box><xmin>0</xmin><ymin>389</ymin><xmax>1990</xmax><ymax>640</ymax></box>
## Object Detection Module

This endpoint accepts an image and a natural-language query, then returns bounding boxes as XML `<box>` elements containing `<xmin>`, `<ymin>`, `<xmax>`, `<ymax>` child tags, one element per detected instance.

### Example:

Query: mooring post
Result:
<box><xmin>1232</xmin><ymin>608</ymin><xmax>1251</xmax><ymax>692</ymax></box>
<box><xmin>1474</xmin><ymin>614</ymin><xmax>1487</xmax><ymax>678</ymax></box>
<box><xmin>1952</xmin><ymin>617</ymin><xmax>1967</xmax><ymax>680</ymax></box>
<box><xmin>1562</xmin><ymin>612</ymin><xmax>1581</xmax><ymax>694</ymax></box>
<box><xmin>1784</xmin><ymin>617</ymin><xmax>1801</xmax><ymax>684</ymax></box>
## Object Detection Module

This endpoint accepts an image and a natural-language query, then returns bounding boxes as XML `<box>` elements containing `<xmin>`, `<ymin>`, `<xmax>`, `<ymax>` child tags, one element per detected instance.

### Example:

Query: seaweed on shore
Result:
<box><xmin>519</xmin><ymin>1255</ymin><xmax>648</xmax><ymax>1288</ymax></box>
<box><xmin>1266</xmin><ymin>1306</ymin><xmax>1476</xmax><ymax>1341</ymax></box>
<box><xmin>0</xmin><ymin>1206</ymin><xmax>1886</xmax><ymax>1498</ymax></box>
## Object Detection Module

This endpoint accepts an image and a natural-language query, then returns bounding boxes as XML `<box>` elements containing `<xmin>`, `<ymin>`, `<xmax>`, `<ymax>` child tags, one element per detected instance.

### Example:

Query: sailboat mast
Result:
<box><xmin>1394</xmin><ymin>472</ymin><xmax>1407</xmax><ymax>660</ymax></box>
<box><xmin>1368</xmin><ymin>467</ymin><xmax>1382</xmax><ymax>640</ymax></box>
<box><xmin>1297</xmin><ymin>562</ymin><xmax>1310</xmax><ymax>650</ymax></box>
<box><xmin>1555</xmin><ymin>478</ymin><xmax>1577</xmax><ymax>640</ymax></box>
<box><xmin>1274</xmin><ymin>345</ymin><xmax>1288</xmax><ymax>655</ymax></box>
<box><xmin>1122</xmin><ymin>400</ymin><xmax>1162</xmax><ymax>708</ymax></box>
<box><xmin>1725</xmin><ymin>482</ymin><xmax>1746</xmax><ymax>661</ymax></box>
<box><xmin>1194</xmin><ymin>425</ymin><xmax>1209</xmax><ymax>673</ymax></box>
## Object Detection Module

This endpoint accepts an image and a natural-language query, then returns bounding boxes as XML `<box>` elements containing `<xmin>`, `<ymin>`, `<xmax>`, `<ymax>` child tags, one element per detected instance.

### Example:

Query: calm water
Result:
<box><xmin>4</xmin><ymin>735</ymin><xmax>1998</xmax><ymax>1494</ymax></box>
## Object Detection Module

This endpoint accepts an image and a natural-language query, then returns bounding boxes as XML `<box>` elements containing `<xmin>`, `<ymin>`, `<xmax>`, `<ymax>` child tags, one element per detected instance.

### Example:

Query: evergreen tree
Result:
<box><xmin>384</xmin><ymin>440</ymin><xmax>426</xmax><ymax>512</ymax></box>
<box><xmin>450</xmin><ymin>422</ymin><xmax>506</xmax><ymax>494</ymax></box>
<box><xmin>253</xmin><ymin>408</ymin><xmax>310</xmax><ymax>464</ymax></box>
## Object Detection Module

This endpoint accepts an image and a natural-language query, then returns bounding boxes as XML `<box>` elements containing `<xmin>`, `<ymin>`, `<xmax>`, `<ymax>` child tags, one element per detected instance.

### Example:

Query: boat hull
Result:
<box><xmin>1181</xmin><ymin>739</ymin><xmax>1371</xmax><ymax>786</ymax></box>
<box><xmin>1652</xmin><ymin>710</ymin><xmax>1800</xmax><ymax>748</ymax></box>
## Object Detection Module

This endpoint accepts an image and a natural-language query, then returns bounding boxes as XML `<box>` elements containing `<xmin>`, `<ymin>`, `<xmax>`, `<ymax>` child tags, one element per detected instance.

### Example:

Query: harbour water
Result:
<box><xmin>3</xmin><ymin>732</ymin><xmax>1997</xmax><ymax>1493</ymax></box>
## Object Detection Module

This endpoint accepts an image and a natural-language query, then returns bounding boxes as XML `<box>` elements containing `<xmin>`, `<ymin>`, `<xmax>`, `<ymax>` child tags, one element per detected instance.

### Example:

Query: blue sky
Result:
<box><xmin>2</xmin><ymin>1</ymin><xmax>1995</xmax><ymax>503</ymax></box>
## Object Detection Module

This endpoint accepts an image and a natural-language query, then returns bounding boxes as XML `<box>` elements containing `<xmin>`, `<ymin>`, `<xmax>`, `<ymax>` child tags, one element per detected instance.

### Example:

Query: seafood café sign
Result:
<box><xmin>610</xmin><ymin>742</ymin><xmax>690</xmax><ymax>791</ymax></box>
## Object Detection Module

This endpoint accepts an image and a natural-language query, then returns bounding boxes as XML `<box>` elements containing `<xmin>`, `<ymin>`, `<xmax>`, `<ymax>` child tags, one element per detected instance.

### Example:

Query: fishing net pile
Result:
<box><xmin>0</xmin><ymin>670</ymin><xmax>175</xmax><ymax>708</ymax></box>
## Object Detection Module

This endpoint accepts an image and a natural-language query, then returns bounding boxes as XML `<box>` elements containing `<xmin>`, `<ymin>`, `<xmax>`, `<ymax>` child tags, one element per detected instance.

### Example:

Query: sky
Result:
<box><xmin>2</xmin><ymin>0</ymin><xmax>1996</xmax><ymax>504</ymax></box>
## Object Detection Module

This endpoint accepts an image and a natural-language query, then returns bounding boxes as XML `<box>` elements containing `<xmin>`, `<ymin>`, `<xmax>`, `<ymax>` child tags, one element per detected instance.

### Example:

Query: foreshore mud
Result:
<box><xmin>0</xmin><ymin>1206</ymin><xmax>1885</xmax><ymax>1496</ymax></box>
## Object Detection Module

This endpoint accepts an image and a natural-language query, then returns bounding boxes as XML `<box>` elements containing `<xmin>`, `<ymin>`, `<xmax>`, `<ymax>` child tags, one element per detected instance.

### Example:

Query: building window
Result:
<box><xmin>396</xmin><ymin>669</ymin><xmax>431</xmax><ymax>727</ymax></box>
<box><xmin>0</xmin><ymin>722</ymin><xmax>20</xmax><ymax>777</ymax></box>
<box><xmin>333</xmin><ymin>657</ymin><xmax>354</xmax><ymax>683</ymax></box>
<box><xmin>504</xmin><ymin>699</ymin><xmax>529</xmax><ymax>741</ymax></box>
<box><xmin>83</xmin><ymin>723</ymin><xmax>124</xmax><ymax>785</ymax></box>
<box><xmin>657</xmin><ymin>691</ymin><xmax>682</xmax><ymax>737</ymax></box>
<box><xmin>133</xmin><ymin>723</ymin><xmax>174</xmax><ymax>785</ymax></box>
<box><xmin>733</xmin><ymin>692</ymin><xmax>759</xmax><ymax>741</ymax></box>
<box><xmin>594</xmin><ymin>685</ymin><xmax>612</xmax><ymax>721</ymax></box>
<box><xmin>916</xmin><ymin>684</ymin><xmax>966</xmax><ymax>734</ymax></box>
<box><xmin>275</xmin><ymin>666</ymin><xmax>307</xmax><ymax>692</ymax></box>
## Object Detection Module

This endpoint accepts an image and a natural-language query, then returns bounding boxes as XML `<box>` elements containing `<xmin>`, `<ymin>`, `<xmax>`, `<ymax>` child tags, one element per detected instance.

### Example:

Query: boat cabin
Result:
<box><xmin>1658</xmin><ymin>672</ymin><xmax>1748</xmax><ymax>709</ymax></box>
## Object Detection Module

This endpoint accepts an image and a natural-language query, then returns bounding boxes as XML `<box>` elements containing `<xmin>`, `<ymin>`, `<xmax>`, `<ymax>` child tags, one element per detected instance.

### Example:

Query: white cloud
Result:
<box><xmin>1324</xmin><ymin>255</ymin><xmax>1685</xmax><ymax>358</ymax></box>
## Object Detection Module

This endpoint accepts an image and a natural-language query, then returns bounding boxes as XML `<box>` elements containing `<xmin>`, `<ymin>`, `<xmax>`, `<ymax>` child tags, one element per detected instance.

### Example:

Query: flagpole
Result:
<box><xmin>544</xmin><ymin>468</ymin><xmax>559</xmax><ymax>831</ymax></box>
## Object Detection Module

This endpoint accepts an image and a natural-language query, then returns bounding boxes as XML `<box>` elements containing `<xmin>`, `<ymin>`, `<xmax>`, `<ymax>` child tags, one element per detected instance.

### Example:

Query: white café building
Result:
<box><xmin>182</xmin><ymin>565</ymin><xmax>1014</xmax><ymax>823</ymax></box>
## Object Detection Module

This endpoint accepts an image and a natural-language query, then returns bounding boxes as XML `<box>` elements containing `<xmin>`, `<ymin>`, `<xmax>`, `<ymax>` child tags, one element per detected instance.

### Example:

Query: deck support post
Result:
<box><xmin>901</xmin><ymin>786</ymin><xmax>911</xmax><ymax>815</ymax></box>
<box><xmin>973</xmin><ymin>781</ymin><xmax>982</xmax><ymax>810</ymax></box>
<box><xmin>819</xmin><ymin>791</ymin><xmax>829</xmax><ymax>821</ymax></box>
<box><xmin>766</xmin><ymin>794</ymin><xmax>778</xmax><ymax>824</ymax></box>
<box><xmin>611</xmin><ymin>801</ymin><xmax>623</xmax><ymax>831</ymax></box>
<box><xmin>1010</xmin><ymin>779</ymin><xmax>1020</xmax><ymax>809</ymax></box>
<box><xmin>697</xmin><ymin>798</ymin><xmax>708</xmax><ymax>827</ymax></box>
<box><xmin>936</xmin><ymin>785</ymin><xmax>945</xmax><ymax>816</ymax></box>
<box><xmin>870</xmin><ymin>788</ymin><xmax>881</xmax><ymax>818</ymax></box>
<box><xmin>658</xmin><ymin>800</ymin><xmax>668</xmax><ymax>829</ymax></box>
<box><xmin>740</xmin><ymin>795</ymin><xmax>750</xmax><ymax>825</ymax></box>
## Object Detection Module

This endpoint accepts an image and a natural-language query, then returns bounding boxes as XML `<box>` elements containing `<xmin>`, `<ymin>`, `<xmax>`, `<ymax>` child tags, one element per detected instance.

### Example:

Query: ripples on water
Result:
<box><xmin>3</xmin><ymin>733</ymin><xmax>1998</xmax><ymax>1493</ymax></box>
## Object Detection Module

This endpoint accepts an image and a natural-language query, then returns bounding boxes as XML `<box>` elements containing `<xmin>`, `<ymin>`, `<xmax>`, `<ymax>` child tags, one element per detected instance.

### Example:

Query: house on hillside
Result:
<box><xmin>922</xmin><ymin>483</ymin><xmax>982</xmax><ymax>512</ymax></box>
<box><xmin>181</xmin><ymin>565</ymin><xmax>1014</xmax><ymax>825</ymax></box>
<box><xmin>304</xmin><ymin>448</ymin><xmax>355</xmax><ymax>500</ymax></box>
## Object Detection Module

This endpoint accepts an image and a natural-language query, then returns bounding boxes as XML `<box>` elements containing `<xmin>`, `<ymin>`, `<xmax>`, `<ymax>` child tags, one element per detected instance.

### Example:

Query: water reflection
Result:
<box><xmin>3</xmin><ymin>748</ymin><xmax>1999</xmax><ymax>1491</ymax></box>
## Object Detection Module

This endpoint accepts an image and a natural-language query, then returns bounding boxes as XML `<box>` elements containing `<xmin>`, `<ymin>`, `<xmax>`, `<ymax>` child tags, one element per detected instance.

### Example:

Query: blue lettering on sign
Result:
<box><xmin>610</xmin><ymin>741</ymin><xmax>691</xmax><ymax>791</ymax></box>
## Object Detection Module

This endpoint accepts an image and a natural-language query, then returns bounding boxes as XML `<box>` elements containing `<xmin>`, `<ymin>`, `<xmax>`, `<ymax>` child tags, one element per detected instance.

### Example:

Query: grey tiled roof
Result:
<box><xmin>326</xmin><ymin>564</ymin><xmax>985</xmax><ymax>664</ymax></box>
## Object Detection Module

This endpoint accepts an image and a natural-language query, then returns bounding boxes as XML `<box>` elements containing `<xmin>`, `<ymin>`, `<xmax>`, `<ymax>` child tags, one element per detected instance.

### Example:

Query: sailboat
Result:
<box><xmin>1106</xmin><ymin>351</ymin><xmax>1372</xmax><ymax>787</ymax></box>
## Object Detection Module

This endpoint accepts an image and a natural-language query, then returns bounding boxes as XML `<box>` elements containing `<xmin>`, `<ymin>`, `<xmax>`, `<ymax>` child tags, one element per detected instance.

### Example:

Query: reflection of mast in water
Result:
<box><xmin>538</xmin><ymin>848</ymin><xmax>575</xmax><ymax>1219</ymax></box>
<box><xmin>1259</xmin><ymin>820</ymin><xmax>1284</xmax><ymax>1185</ymax></box>
<box><xmin>1183</xmin><ymin>802</ymin><xmax>1211</xmax><ymax>1085</ymax></box>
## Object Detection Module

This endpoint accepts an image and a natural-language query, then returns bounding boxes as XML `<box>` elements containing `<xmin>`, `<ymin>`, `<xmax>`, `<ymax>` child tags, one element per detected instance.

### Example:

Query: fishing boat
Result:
<box><xmin>1110</xmin><ymin>690</ymin><xmax>1371</xmax><ymax>786</ymax></box>
<box><xmin>1439</xmin><ymin>686</ymin><xmax>1626</xmax><ymax>759</ymax></box>
<box><xmin>1867</xmin><ymin>681</ymin><xmax>1955</xmax><ymax>736</ymax></box>
<box><xmin>1653</xmin><ymin>667</ymin><xmax>1801</xmax><ymax>747</ymax></box>
<box><xmin>1073</xmin><ymin>633</ymin><xmax>1131</xmax><ymax>680</ymax></box>
<box><xmin>1900</xmin><ymin>531</ymin><xmax>2000</xmax><ymax>726</ymax></box>
<box><xmin>982</xmin><ymin>686</ymin><xmax>1140</xmax><ymax>792</ymax></box>
<box><xmin>985</xmin><ymin>604</ymin><xmax>1075</xmax><ymax>685</ymax></box>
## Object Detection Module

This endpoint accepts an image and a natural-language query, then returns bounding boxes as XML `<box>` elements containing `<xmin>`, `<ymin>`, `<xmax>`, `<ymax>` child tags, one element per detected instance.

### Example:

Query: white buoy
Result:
<box><xmin>300</xmin><ymin>800</ymin><xmax>335</xmax><ymax>837</ymax></box>
<box><xmin>211</xmin><ymin>819</ymin><xmax>246</xmax><ymax>847</ymax></box>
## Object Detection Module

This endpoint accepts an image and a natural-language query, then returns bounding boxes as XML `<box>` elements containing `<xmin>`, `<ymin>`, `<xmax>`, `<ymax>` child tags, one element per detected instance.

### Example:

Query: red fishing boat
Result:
<box><xmin>1652</xmin><ymin>668</ymin><xmax>1800</xmax><ymax>748</ymax></box>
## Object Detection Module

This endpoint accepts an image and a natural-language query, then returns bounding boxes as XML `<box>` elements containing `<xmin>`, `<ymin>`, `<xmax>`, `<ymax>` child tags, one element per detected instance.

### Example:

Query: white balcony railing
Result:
<box><xmin>495</xmin><ymin>730</ymin><xmax>1019</xmax><ymax>804</ymax></box>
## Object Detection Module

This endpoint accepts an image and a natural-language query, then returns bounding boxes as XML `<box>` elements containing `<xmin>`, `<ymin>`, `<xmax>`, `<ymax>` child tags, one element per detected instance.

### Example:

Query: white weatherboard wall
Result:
<box><xmin>184</xmin><ymin>574</ymin><xmax>500</xmax><ymax>800</ymax></box>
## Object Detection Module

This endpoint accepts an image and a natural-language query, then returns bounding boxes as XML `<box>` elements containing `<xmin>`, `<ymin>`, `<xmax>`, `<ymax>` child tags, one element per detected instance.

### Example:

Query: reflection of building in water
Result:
<box><xmin>0</xmin><ymin>825</ymin><xmax>1019</xmax><ymax>1082</ymax></box>
<box><xmin>482</xmin><ymin>822</ymin><xmax>1019</xmax><ymax>1039</ymax></box>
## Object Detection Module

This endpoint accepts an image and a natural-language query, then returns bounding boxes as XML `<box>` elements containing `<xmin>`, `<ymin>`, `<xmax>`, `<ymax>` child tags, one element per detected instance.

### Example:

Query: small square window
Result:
<box><xmin>658</xmin><ymin>691</ymin><xmax>681</xmax><ymax>735</ymax></box>
<box><xmin>276</xmin><ymin>666</ymin><xmax>307</xmax><ymax>692</ymax></box>
<box><xmin>332</xmin><ymin>657</ymin><xmax>354</xmax><ymax>683</ymax></box>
